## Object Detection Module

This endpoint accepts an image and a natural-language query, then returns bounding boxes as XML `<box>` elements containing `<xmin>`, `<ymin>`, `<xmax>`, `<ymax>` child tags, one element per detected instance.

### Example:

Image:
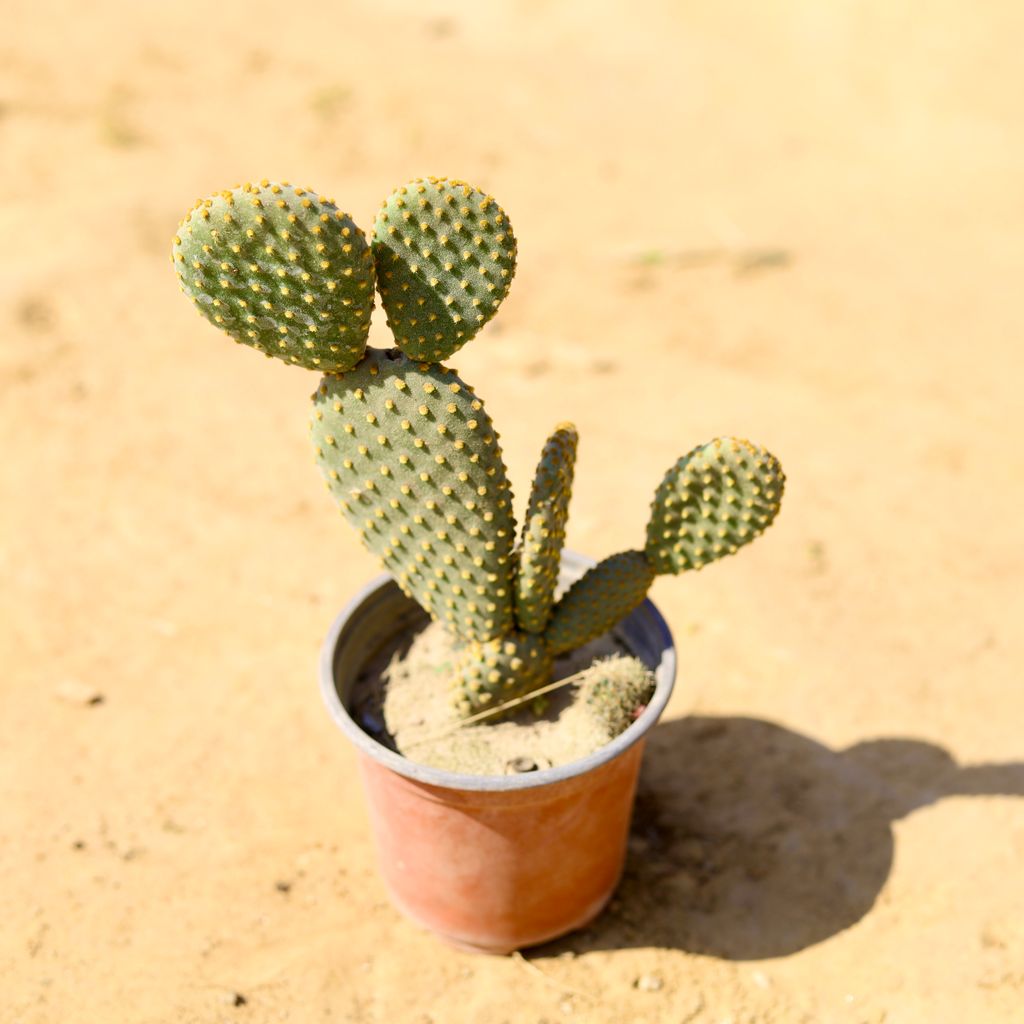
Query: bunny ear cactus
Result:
<box><xmin>172</xmin><ymin>176</ymin><xmax>786</xmax><ymax>722</ymax></box>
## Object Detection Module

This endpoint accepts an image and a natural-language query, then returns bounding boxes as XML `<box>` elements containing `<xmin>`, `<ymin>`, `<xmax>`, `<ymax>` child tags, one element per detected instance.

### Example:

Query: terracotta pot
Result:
<box><xmin>319</xmin><ymin>552</ymin><xmax>676</xmax><ymax>954</ymax></box>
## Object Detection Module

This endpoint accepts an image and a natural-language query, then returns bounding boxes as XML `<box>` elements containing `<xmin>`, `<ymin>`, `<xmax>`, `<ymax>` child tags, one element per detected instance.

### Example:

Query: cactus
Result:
<box><xmin>173</xmin><ymin>175</ymin><xmax>786</xmax><ymax>721</ymax></box>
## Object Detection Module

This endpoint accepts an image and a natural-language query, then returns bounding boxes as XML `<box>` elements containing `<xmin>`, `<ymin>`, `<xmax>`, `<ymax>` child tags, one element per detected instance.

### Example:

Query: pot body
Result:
<box><xmin>319</xmin><ymin>552</ymin><xmax>676</xmax><ymax>953</ymax></box>
<box><xmin>356</xmin><ymin>736</ymin><xmax>646</xmax><ymax>952</ymax></box>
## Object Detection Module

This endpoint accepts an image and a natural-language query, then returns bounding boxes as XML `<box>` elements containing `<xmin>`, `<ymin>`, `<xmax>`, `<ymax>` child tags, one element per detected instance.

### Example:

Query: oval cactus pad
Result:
<box><xmin>372</xmin><ymin>177</ymin><xmax>517</xmax><ymax>362</ymax></box>
<box><xmin>310</xmin><ymin>348</ymin><xmax>517</xmax><ymax>642</ymax></box>
<box><xmin>173</xmin><ymin>182</ymin><xmax>375</xmax><ymax>372</ymax></box>
<box><xmin>645</xmin><ymin>437</ymin><xmax>785</xmax><ymax>574</ymax></box>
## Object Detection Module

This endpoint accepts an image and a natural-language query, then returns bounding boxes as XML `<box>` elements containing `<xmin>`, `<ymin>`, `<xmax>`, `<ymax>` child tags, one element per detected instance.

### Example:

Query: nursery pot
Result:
<box><xmin>319</xmin><ymin>551</ymin><xmax>677</xmax><ymax>954</ymax></box>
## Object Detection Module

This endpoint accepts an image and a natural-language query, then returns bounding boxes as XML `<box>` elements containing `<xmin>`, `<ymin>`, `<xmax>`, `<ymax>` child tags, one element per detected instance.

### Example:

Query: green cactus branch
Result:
<box><xmin>543</xmin><ymin>439</ymin><xmax>786</xmax><ymax>660</ymax></box>
<box><xmin>545</xmin><ymin>550</ymin><xmax>657</xmax><ymax>656</ymax></box>
<box><xmin>515</xmin><ymin>422</ymin><xmax>578</xmax><ymax>635</ymax></box>
<box><xmin>645</xmin><ymin>438</ymin><xmax>785</xmax><ymax>574</ymax></box>
<box><xmin>309</xmin><ymin>348</ymin><xmax>517</xmax><ymax>643</ymax></box>
<box><xmin>451</xmin><ymin>633</ymin><xmax>553</xmax><ymax>716</ymax></box>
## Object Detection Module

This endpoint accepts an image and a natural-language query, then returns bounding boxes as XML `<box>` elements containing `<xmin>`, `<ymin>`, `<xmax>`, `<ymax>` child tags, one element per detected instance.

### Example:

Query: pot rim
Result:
<box><xmin>319</xmin><ymin>566</ymin><xmax>677</xmax><ymax>793</ymax></box>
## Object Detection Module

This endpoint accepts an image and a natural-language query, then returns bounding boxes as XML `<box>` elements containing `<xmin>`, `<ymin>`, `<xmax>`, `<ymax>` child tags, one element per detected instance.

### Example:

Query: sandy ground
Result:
<box><xmin>3</xmin><ymin>2</ymin><xmax>1023</xmax><ymax>1021</ymax></box>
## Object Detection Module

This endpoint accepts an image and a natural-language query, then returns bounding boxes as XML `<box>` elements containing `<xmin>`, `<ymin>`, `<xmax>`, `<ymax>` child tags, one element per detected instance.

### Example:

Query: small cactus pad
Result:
<box><xmin>310</xmin><ymin>348</ymin><xmax>517</xmax><ymax>642</ymax></box>
<box><xmin>173</xmin><ymin>182</ymin><xmax>375</xmax><ymax>372</ymax></box>
<box><xmin>515</xmin><ymin>423</ymin><xmax>579</xmax><ymax>634</ymax></box>
<box><xmin>645</xmin><ymin>437</ymin><xmax>785</xmax><ymax>575</ymax></box>
<box><xmin>545</xmin><ymin>551</ymin><xmax>657</xmax><ymax>656</ymax></box>
<box><xmin>372</xmin><ymin>177</ymin><xmax>517</xmax><ymax>362</ymax></box>
<box><xmin>452</xmin><ymin>632</ymin><xmax>553</xmax><ymax>716</ymax></box>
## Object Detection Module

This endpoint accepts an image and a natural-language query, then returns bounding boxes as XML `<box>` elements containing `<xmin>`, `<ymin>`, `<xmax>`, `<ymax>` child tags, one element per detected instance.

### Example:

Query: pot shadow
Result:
<box><xmin>542</xmin><ymin>715</ymin><xmax>1024</xmax><ymax>960</ymax></box>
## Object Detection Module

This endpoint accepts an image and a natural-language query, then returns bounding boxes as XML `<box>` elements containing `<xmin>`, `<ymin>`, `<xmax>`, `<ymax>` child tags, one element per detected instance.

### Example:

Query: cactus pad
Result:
<box><xmin>310</xmin><ymin>348</ymin><xmax>517</xmax><ymax>642</ymax></box>
<box><xmin>545</xmin><ymin>551</ymin><xmax>657</xmax><ymax>656</ymax></box>
<box><xmin>515</xmin><ymin>423</ymin><xmax>579</xmax><ymax>634</ymax></box>
<box><xmin>372</xmin><ymin>177</ymin><xmax>517</xmax><ymax>363</ymax></box>
<box><xmin>173</xmin><ymin>182</ymin><xmax>375</xmax><ymax>372</ymax></box>
<box><xmin>452</xmin><ymin>632</ymin><xmax>553</xmax><ymax>716</ymax></box>
<box><xmin>645</xmin><ymin>437</ymin><xmax>785</xmax><ymax>575</ymax></box>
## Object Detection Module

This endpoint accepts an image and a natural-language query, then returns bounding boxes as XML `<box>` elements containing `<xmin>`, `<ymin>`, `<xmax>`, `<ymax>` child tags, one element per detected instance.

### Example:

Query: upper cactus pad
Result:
<box><xmin>310</xmin><ymin>348</ymin><xmax>517</xmax><ymax>642</ymax></box>
<box><xmin>372</xmin><ymin>177</ymin><xmax>517</xmax><ymax>362</ymax></box>
<box><xmin>645</xmin><ymin>437</ymin><xmax>785</xmax><ymax>574</ymax></box>
<box><xmin>173</xmin><ymin>182</ymin><xmax>375</xmax><ymax>372</ymax></box>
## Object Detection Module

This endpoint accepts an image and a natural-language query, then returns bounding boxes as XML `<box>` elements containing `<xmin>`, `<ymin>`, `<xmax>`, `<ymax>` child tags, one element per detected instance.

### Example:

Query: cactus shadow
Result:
<box><xmin>543</xmin><ymin>715</ymin><xmax>1024</xmax><ymax>960</ymax></box>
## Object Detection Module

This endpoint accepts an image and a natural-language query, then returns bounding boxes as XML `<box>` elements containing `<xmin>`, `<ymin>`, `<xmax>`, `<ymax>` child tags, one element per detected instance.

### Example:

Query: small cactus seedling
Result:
<box><xmin>173</xmin><ymin>176</ymin><xmax>785</xmax><ymax>719</ymax></box>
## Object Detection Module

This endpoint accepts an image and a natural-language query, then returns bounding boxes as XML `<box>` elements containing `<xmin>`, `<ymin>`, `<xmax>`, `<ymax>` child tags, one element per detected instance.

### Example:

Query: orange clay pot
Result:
<box><xmin>319</xmin><ymin>553</ymin><xmax>676</xmax><ymax>954</ymax></box>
